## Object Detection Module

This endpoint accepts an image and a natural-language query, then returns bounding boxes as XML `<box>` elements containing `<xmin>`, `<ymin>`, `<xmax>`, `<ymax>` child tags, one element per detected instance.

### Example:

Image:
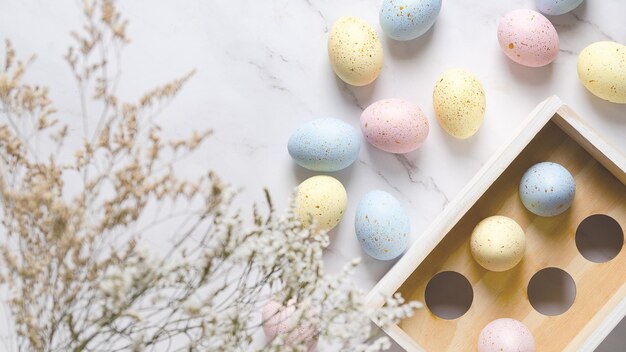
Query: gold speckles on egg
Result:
<box><xmin>470</xmin><ymin>216</ymin><xmax>526</xmax><ymax>272</ymax></box>
<box><xmin>432</xmin><ymin>68</ymin><xmax>486</xmax><ymax>139</ymax></box>
<box><xmin>296</xmin><ymin>175</ymin><xmax>347</xmax><ymax>231</ymax></box>
<box><xmin>577</xmin><ymin>41</ymin><xmax>626</xmax><ymax>104</ymax></box>
<box><xmin>328</xmin><ymin>16</ymin><xmax>384</xmax><ymax>86</ymax></box>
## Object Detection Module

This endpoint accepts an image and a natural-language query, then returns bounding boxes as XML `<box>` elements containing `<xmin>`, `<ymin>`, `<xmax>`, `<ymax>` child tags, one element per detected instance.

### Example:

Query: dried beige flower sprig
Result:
<box><xmin>0</xmin><ymin>1</ymin><xmax>420</xmax><ymax>351</ymax></box>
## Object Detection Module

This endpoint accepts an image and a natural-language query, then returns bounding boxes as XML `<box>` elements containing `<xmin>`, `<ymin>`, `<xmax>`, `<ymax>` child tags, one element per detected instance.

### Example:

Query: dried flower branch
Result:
<box><xmin>0</xmin><ymin>1</ymin><xmax>419</xmax><ymax>351</ymax></box>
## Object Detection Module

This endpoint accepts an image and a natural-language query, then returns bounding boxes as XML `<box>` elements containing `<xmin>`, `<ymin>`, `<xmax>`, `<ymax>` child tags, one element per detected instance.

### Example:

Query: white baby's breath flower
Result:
<box><xmin>182</xmin><ymin>295</ymin><xmax>202</xmax><ymax>316</ymax></box>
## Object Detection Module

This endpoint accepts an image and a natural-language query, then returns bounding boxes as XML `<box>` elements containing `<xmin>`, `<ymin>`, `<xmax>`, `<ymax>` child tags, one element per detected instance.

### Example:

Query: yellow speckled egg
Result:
<box><xmin>296</xmin><ymin>175</ymin><xmax>347</xmax><ymax>230</ymax></box>
<box><xmin>470</xmin><ymin>216</ymin><xmax>526</xmax><ymax>272</ymax></box>
<box><xmin>577</xmin><ymin>41</ymin><xmax>626</xmax><ymax>104</ymax></box>
<box><xmin>328</xmin><ymin>16</ymin><xmax>384</xmax><ymax>86</ymax></box>
<box><xmin>433</xmin><ymin>69</ymin><xmax>486</xmax><ymax>139</ymax></box>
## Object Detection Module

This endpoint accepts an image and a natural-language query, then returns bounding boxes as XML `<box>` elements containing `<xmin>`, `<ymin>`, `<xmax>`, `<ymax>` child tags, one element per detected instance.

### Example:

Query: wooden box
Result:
<box><xmin>366</xmin><ymin>96</ymin><xmax>626</xmax><ymax>351</ymax></box>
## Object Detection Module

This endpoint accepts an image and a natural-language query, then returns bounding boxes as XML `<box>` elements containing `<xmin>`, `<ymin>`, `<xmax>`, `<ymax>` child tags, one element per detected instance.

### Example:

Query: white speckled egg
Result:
<box><xmin>433</xmin><ymin>69</ymin><xmax>486</xmax><ymax>139</ymax></box>
<box><xmin>379</xmin><ymin>0</ymin><xmax>442</xmax><ymax>41</ymax></box>
<box><xmin>328</xmin><ymin>16</ymin><xmax>384</xmax><ymax>86</ymax></box>
<box><xmin>536</xmin><ymin>0</ymin><xmax>584</xmax><ymax>16</ymax></box>
<box><xmin>360</xmin><ymin>98</ymin><xmax>429</xmax><ymax>154</ymax></box>
<box><xmin>497</xmin><ymin>9</ymin><xmax>559</xmax><ymax>67</ymax></box>
<box><xmin>262</xmin><ymin>299</ymin><xmax>318</xmax><ymax>350</ymax></box>
<box><xmin>478</xmin><ymin>318</ymin><xmax>535</xmax><ymax>352</ymax></box>
<box><xmin>470</xmin><ymin>216</ymin><xmax>526</xmax><ymax>272</ymax></box>
<box><xmin>577</xmin><ymin>41</ymin><xmax>626</xmax><ymax>104</ymax></box>
<box><xmin>355</xmin><ymin>190</ymin><xmax>410</xmax><ymax>260</ymax></box>
<box><xmin>519</xmin><ymin>162</ymin><xmax>576</xmax><ymax>217</ymax></box>
<box><xmin>288</xmin><ymin>118</ymin><xmax>361</xmax><ymax>172</ymax></box>
<box><xmin>296</xmin><ymin>175</ymin><xmax>347</xmax><ymax>230</ymax></box>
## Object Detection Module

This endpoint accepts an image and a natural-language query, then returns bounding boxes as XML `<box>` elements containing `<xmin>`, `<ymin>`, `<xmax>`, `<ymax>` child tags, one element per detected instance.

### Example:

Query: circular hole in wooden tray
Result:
<box><xmin>425</xmin><ymin>271</ymin><xmax>473</xmax><ymax>320</ymax></box>
<box><xmin>527</xmin><ymin>267</ymin><xmax>576</xmax><ymax>316</ymax></box>
<box><xmin>575</xmin><ymin>214</ymin><xmax>623</xmax><ymax>263</ymax></box>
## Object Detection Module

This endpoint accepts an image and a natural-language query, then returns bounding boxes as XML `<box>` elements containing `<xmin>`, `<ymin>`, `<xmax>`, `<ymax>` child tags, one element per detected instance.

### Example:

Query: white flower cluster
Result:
<box><xmin>98</xmin><ymin>246</ymin><xmax>160</xmax><ymax>312</ymax></box>
<box><xmin>88</xmin><ymin>187</ymin><xmax>419</xmax><ymax>352</ymax></box>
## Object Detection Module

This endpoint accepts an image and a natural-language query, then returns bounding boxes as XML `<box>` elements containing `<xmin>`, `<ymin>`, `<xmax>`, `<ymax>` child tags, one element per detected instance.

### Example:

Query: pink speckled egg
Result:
<box><xmin>262</xmin><ymin>299</ymin><xmax>318</xmax><ymax>350</ymax></box>
<box><xmin>478</xmin><ymin>318</ymin><xmax>535</xmax><ymax>352</ymax></box>
<box><xmin>360</xmin><ymin>98</ymin><xmax>429</xmax><ymax>154</ymax></box>
<box><xmin>497</xmin><ymin>9</ymin><xmax>559</xmax><ymax>67</ymax></box>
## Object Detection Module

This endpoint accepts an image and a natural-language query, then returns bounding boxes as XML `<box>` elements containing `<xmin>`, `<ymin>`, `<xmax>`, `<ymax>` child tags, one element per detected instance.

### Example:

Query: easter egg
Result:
<box><xmin>262</xmin><ymin>299</ymin><xmax>318</xmax><ymax>350</ymax></box>
<box><xmin>296</xmin><ymin>175</ymin><xmax>347</xmax><ymax>230</ymax></box>
<box><xmin>355</xmin><ymin>190</ymin><xmax>410</xmax><ymax>260</ymax></box>
<box><xmin>536</xmin><ymin>0</ymin><xmax>584</xmax><ymax>16</ymax></box>
<box><xmin>360</xmin><ymin>98</ymin><xmax>429</xmax><ymax>154</ymax></box>
<box><xmin>379</xmin><ymin>0</ymin><xmax>442</xmax><ymax>41</ymax></box>
<box><xmin>288</xmin><ymin>118</ymin><xmax>361</xmax><ymax>172</ymax></box>
<box><xmin>470</xmin><ymin>216</ymin><xmax>526</xmax><ymax>272</ymax></box>
<box><xmin>432</xmin><ymin>69</ymin><xmax>486</xmax><ymax>139</ymax></box>
<box><xmin>478</xmin><ymin>318</ymin><xmax>535</xmax><ymax>352</ymax></box>
<box><xmin>328</xmin><ymin>16</ymin><xmax>384</xmax><ymax>86</ymax></box>
<box><xmin>519</xmin><ymin>162</ymin><xmax>576</xmax><ymax>217</ymax></box>
<box><xmin>497</xmin><ymin>9</ymin><xmax>559</xmax><ymax>67</ymax></box>
<box><xmin>577</xmin><ymin>41</ymin><xmax>626</xmax><ymax>104</ymax></box>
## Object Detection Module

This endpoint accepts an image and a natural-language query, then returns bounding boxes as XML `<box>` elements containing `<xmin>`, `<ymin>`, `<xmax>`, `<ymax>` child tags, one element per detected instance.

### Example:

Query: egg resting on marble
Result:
<box><xmin>497</xmin><ymin>9</ymin><xmax>559</xmax><ymax>67</ymax></box>
<box><xmin>478</xmin><ymin>318</ymin><xmax>535</xmax><ymax>352</ymax></box>
<box><xmin>262</xmin><ymin>299</ymin><xmax>318</xmax><ymax>351</ymax></box>
<box><xmin>379</xmin><ymin>0</ymin><xmax>442</xmax><ymax>41</ymax></box>
<box><xmin>470</xmin><ymin>216</ymin><xmax>526</xmax><ymax>272</ymax></box>
<box><xmin>519</xmin><ymin>162</ymin><xmax>575</xmax><ymax>217</ymax></box>
<box><xmin>577</xmin><ymin>41</ymin><xmax>626</xmax><ymax>104</ymax></box>
<box><xmin>355</xmin><ymin>190</ymin><xmax>410</xmax><ymax>260</ymax></box>
<box><xmin>360</xmin><ymin>98</ymin><xmax>429</xmax><ymax>153</ymax></box>
<box><xmin>432</xmin><ymin>69</ymin><xmax>486</xmax><ymax>139</ymax></box>
<box><xmin>328</xmin><ymin>16</ymin><xmax>384</xmax><ymax>86</ymax></box>
<box><xmin>288</xmin><ymin>118</ymin><xmax>361</xmax><ymax>172</ymax></box>
<box><xmin>296</xmin><ymin>175</ymin><xmax>347</xmax><ymax>230</ymax></box>
<box><xmin>536</xmin><ymin>0</ymin><xmax>584</xmax><ymax>16</ymax></box>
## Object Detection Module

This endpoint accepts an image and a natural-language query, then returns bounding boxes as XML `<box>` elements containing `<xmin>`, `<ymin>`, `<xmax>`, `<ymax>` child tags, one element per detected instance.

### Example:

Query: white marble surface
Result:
<box><xmin>1</xmin><ymin>0</ymin><xmax>625</xmax><ymax>350</ymax></box>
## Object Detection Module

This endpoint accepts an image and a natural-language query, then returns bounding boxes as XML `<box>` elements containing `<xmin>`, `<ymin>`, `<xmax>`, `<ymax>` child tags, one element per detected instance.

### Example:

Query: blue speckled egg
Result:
<box><xmin>288</xmin><ymin>118</ymin><xmax>361</xmax><ymax>172</ymax></box>
<box><xmin>536</xmin><ymin>0</ymin><xmax>584</xmax><ymax>16</ymax></box>
<box><xmin>355</xmin><ymin>190</ymin><xmax>410</xmax><ymax>260</ymax></box>
<box><xmin>519</xmin><ymin>162</ymin><xmax>576</xmax><ymax>217</ymax></box>
<box><xmin>379</xmin><ymin>0</ymin><xmax>442</xmax><ymax>41</ymax></box>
